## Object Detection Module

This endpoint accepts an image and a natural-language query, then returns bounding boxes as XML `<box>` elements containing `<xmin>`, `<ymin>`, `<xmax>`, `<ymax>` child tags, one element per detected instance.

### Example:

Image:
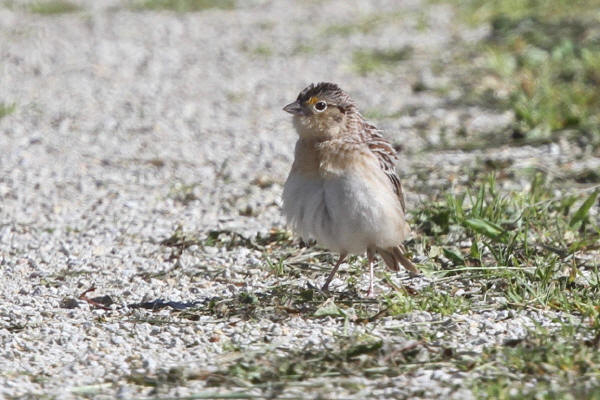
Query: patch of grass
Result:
<box><xmin>0</xmin><ymin>103</ymin><xmax>16</xmax><ymax>119</ymax></box>
<box><xmin>179</xmin><ymin>284</ymin><xmax>350</xmax><ymax>321</ymax></box>
<box><xmin>251</xmin><ymin>45</ymin><xmax>272</xmax><ymax>57</ymax></box>
<box><xmin>204</xmin><ymin>333</ymin><xmax>439</xmax><ymax>389</ymax></box>
<box><xmin>264</xmin><ymin>254</ymin><xmax>287</xmax><ymax>277</ymax></box>
<box><xmin>127</xmin><ymin>367</ymin><xmax>186</xmax><ymax>388</ymax></box>
<box><xmin>28</xmin><ymin>0</ymin><xmax>81</xmax><ymax>15</ymax></box>
<box><xmin>322</xmin><ymin>12</ymin><xmax>404</xmax><ymax>36</ymax></box>
<box><xmin>416</xmin><ymin>12</ymin><xmax>429</xmax><ymax>31</ymax></box>
<box><xmin>454</xmin><ymin>0</ymin><xmax>600</xmax><ymax>26</ymax></box>
<box><xmin>471</xmin><ymin>326</ymin><xmax>600</xmax><ymax>398</ymax></box>
<box><xmin>161</xmin><ymin>227</ymin><xmax>293</xmax><ymax>254</ymax></box>
<box><xmin>362</xmin><ymin>108</ymin><xmax>404</xmax><ymax>121</ymax></box>
<box><xmin>159</xmin><ymin>224</ymin><xmax>203</xmax><ymax>262</ymax></box>
<box><xmin>160</xmin><ymin>225</ymin><xmax>202</xmax><ymax>249</ymax></box>
<box><xmin>413</xmin><ymin>173</ymin><xmax>600</xmax><ymax>315</ymax></box>
<box><xmin>352</xmin><ymin>46</ymin><xmax>413</xmax><ymax>75</ymax></box>
<box><xmin>133</xmin><ymin>0</ymin><xmax>235</xmax><ymax>12</ymax></box>
<box><xmin>451</xmin><ymin>0</ymin><xmax>600</xmax><ymax>145</ymax></box>
<box><xmin>292</xmin><ymin>43</ymin><xmax>316</xmax><ymax>55</ymax></box>
<box><xmin>384</xmin><ymin>285</ymin><xmax>470</xmax><ymax>316</ymax></box>
<box><xmin>199</xmin><ymin>228</ymin><xmax>294</xmax><ymax>252</ymax></box>
<box><xmin>493</xmin><ymin>28</ymin><xmax>600</xmax><ymax>141</ymax></box>
<box><xmin>137</xmin><ymin>322</ymin><xmax>600</xmax><ymax>398</ymax></box>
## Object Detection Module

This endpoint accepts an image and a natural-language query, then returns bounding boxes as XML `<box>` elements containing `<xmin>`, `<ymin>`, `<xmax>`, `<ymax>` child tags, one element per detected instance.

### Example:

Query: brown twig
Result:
<box><xmin>78</xmin><ymin>286</ymin><xmax>111</xmax><ymax>310</ymax></box>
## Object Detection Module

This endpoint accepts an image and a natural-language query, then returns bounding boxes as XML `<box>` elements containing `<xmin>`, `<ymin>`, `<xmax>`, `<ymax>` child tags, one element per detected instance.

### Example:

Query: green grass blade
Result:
<box><xmin>569</xmin><ymin>190</ymin><xmax>599</xmax><ymax>227</ymax></box>
<box><xmin>443</xmin><ymin>247</ymin><xmax>465</xmax><ymax>265</ymax></box>
<box><xmin>464</xmin><ymin>218</ymin><xmax>507</xmax><ymax>242</ymax></box>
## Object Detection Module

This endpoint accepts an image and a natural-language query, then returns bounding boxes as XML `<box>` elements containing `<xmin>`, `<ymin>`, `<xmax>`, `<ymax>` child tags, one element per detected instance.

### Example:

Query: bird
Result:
<box><xmin>282</xmin><ymin>82</ymin><xmax>419</xmax><ymax>296</ymax></box>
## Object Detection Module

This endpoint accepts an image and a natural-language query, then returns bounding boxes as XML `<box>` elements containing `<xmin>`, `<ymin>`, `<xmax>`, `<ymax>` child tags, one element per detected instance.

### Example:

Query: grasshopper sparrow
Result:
<box><xmin>282</xmin><ymin>82</ymin><xmax>418</xmax><ymax>296</ymax></box>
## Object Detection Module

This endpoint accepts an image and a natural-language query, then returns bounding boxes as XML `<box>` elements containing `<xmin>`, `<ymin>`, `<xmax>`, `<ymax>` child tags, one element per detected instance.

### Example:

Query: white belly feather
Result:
<box><xmin>282</xmin><ymin>169</ymin><xmax>408</xmax><ymax>254</ymax></box>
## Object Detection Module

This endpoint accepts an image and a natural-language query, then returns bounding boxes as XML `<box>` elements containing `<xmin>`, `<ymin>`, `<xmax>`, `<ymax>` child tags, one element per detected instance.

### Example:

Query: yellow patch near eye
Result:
<box><xmin>307</xmin><ymin>96</ymin><xmax>319</xmax><ymax>105</ymax></box>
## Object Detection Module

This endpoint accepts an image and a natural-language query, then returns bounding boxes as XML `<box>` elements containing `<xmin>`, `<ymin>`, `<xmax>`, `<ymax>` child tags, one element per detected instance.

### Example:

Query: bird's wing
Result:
<box><xmin>362</xmin><ymin>121</ymin><xmax>406</xmax><ymax>214</ymax></box>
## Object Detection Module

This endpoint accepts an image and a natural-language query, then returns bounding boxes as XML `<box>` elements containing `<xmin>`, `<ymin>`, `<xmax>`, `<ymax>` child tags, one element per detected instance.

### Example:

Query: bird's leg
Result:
<box><xmin>366</xmin><ymin>248</ymin><xmax>376</xmax><ymax>297</ymax></box>
<box><xmin>321</xmin><ymin>252</ymin><xmax>347</xmax><ymax>292</ymax></box>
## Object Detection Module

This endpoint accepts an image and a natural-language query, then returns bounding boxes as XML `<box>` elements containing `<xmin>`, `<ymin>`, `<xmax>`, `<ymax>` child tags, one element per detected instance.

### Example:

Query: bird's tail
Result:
<box><xmin>377</xmin><ymin>245</ymin><xmax>419</xmax><ymax>275</ymax></box>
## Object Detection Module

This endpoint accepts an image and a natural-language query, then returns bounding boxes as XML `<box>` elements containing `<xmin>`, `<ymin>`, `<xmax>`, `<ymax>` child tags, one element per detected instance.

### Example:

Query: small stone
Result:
<box><xmin>59</xmin><ymin>298</ymin><xmax>79</xmax><ymax>309</ymax></box>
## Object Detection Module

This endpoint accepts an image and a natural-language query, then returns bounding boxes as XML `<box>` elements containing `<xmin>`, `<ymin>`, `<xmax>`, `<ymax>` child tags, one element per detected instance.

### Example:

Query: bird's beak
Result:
<box><xmin>283</xmin><ymin>101</ymin><xmax>304</xmax><ymax>115</ymax></box>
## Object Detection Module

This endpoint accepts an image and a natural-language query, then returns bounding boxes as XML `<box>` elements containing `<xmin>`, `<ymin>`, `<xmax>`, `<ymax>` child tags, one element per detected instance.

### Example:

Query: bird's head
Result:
<box><xmin>283</xmin><ymin>82</ymin><xmax>356</xmax><ymax>140</ymax></box>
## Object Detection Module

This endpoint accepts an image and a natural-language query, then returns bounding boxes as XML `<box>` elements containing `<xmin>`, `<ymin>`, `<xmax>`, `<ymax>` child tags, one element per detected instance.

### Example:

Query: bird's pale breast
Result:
<box><xmin>283</xmin><ymin>138</ymin><xmax>409</xmax><ymax>254</ymax></box>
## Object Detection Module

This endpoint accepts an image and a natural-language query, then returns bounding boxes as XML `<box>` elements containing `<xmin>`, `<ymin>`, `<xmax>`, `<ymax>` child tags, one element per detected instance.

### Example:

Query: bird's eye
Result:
<box><xmin>314</xmin><ymin>101</ymin><xmax>327</xmax><ymax>112</ymax></box>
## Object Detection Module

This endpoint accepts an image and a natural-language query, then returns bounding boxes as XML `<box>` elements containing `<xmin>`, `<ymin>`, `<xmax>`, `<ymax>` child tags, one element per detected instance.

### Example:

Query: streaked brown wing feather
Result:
<box><xmin>362</xmin><ymin>121</ymin><xmax>406</xmax><ymax>213</ymax></box>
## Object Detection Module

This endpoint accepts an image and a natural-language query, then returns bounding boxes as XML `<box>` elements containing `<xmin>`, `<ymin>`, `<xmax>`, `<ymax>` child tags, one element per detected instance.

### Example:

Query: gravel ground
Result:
<box><xmin>1</xmin><ymin>1</ymin><xmax>598</xmax><ymax>399</ymax></box>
